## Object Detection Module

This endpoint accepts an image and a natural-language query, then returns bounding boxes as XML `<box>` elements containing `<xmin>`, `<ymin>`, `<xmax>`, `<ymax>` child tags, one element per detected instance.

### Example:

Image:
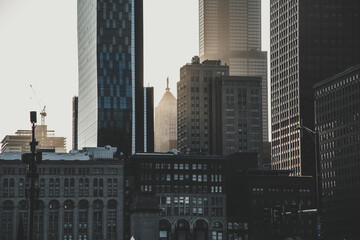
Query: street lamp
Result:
<box><xmin>295</xmin><ymin>125</ymin><xmax>322</xmax><ymax>239</ymax></box>
<box><xmin>21</xmin><ymin>111</ymin><xmax>42</xmax><ymax>240</ymax></box>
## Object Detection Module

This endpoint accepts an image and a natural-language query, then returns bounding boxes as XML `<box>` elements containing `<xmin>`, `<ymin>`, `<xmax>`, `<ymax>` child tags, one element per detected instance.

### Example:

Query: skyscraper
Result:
<box><xmin>155</xmin><ymin>78</ymin><xmax>177</xmax><ymax>152</ymax></box>
<box><xmin>270</xmin><ymin>1</ymin><xmax>360</xmax><ymax>176</ymax></box>
<box><xmin>219</xmin><ymin>76</ymin><xmax>262</xmax><ymax>162</ymax></box>
<box><xmin>177</xmin><ymin>56</ymin><xmax>229</xmax><ymax>155</ymax></box>
<box><xmin>77</xmin><ymin>0</ymin><xmax>145</xmax><ymax>155</ymax></box>
<box><xmin>314</xmin><ymin>65</ymin><xmax>360</xmax><ymax>238</ymax></box>
<box><xmin>199</xmin><ymin>0</ymin><xmax>268</xmax><ymax>143</ymax></box>
<box><xmin>144</xmin><ymin>86</ymin><xmax>154</xmax><ymax>153</ymax></box>
<box><xmin>72</xmin><ymin>96</ymin><xmax>78</xmax><ymax>150</ymax></box>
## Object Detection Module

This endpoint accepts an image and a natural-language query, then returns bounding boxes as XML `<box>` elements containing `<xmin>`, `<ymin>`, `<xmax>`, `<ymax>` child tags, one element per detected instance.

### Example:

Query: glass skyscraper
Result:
<box><xmin>77</xmin><ymin>0</ymin><xmax>145</xmax><ymax>154</ymax></box>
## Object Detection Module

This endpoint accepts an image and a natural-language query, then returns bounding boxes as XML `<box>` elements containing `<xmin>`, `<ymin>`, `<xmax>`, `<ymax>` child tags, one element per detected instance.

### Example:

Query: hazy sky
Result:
<box><xmin>0</xmin><ymin>0</ymin><xmax>269</xmax><ymax>151</ymax></box>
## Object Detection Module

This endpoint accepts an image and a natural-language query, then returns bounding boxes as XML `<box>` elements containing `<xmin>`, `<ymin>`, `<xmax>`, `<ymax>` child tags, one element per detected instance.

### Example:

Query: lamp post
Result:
<box><xmin>21</xmin><ymin>111</ymin><xmax>42</xmax><ymax>240</ymax></box>
<box><xmin>295</xmin><ymin>125</ymin><xmax>322</xmax><ymax>239</ymax></box>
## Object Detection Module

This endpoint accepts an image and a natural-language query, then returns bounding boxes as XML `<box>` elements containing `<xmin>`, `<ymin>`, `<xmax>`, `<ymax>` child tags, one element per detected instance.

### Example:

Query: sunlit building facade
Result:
<box><xmin>155</xmin><ymin>79</ymin><xmax>177</xmax><ymax>152</ymax></box>
<box><xmin>270</xmin><ymin>0</ymin><xmax>360</xmax><ymax>176</ymax></box>
<box><xmin>199</xmin><ymin>0</ymin><xmax>268</xmax><ymax>143</ymax></box>
<box><xmin>1</xmin><ymin>125</ymin><xmax>66</xmax><ymax>153</ymax></box>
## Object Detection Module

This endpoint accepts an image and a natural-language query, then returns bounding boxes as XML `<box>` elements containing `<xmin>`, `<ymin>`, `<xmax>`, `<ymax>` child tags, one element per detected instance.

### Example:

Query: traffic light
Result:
<box><xmin>263</xmin><ymin>207</ymin><xmax>271</xmax><ymax>222</ymax></box>
<box><xmin>273</xmin><ymin>205</ymin><xmax>281</xmax><ymax>222</ymax></box>
<box><xmin>291</xmin><ymin>201</ymin><xmax>297</xmax><ymax>214</ymax></box>
<box><xmin>36</xmin><ymin>152</ymin><xmax>42</xmax><ymax>164</ymax></box>
<box><xmin>291</xmin><ymin>201</ymin><xmax>298</xmax><ymax>219</ymax></box>
<box><xmin>21</xmin><ymin>153</ymin><xmax>32</xmax><ymax>164</ymax></box>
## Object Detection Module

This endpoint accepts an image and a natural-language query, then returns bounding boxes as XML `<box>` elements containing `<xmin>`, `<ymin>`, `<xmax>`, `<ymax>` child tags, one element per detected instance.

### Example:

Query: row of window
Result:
<box><xmin>141</xmin><ymin>184</ymin><xmax>224</xmax><ymax>194</ymax></box>
<box><xmin>160</xmin><ymin>206</ymin><xmax>224</xmax><ymax>217</ymax></box>
<box><xmin>2</xmin><ymin>178</ymin><xmax>119</xmax><ymax>198</ymax></box>
<box><xmin>5</xmin><ymin>167</ymin><xmax>120</xmax><ymax>176</ymax></box>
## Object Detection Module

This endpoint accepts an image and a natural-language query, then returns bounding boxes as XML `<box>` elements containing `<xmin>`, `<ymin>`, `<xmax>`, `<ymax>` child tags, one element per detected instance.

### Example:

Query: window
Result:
<box><xmin>192</xmin><ymin>175</ymin><xmax>197</xmax><ymax>181</ymax></box>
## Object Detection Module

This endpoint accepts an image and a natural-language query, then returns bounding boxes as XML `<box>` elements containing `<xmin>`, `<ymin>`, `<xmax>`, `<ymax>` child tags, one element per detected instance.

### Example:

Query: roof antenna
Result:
<box><xmin>166</xmin><ymin>77</ymin><xmax>170</xmax><ymax>91</ymax></box>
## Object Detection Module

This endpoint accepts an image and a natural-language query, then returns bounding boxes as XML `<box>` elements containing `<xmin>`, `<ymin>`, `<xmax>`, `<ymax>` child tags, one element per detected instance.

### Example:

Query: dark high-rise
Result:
<box><xmin>199</xmin><ymin>0</ymin><xmax>268</xmax><ymax>143</ymax></box>
<box><xmin>77</xmin><ymin>0</ymin><xmax>147</xmax><ymax>155</ymax></box>
<box><xmin>72</xmin><ymin>96</ymin><xmax>78</xmax><ymax>150</ymax></box>
<box><xmin>219</xmin><ymin>76</ymin><xmax>262</xmax><ymax>163</ymax></box>
<box><xmin>144</xmin><ymin>87</ymin><xmax>154</xmax><ymax>153</ymax></box>
<box><xmin>314</xmin><ymin>65</ymin><xmax>360</xmax><ymax>238</ymax></box>
<box><xmin>270</xmin><ymin>0</ymin><xmax>360</xmax><ymax>176</ymax></box>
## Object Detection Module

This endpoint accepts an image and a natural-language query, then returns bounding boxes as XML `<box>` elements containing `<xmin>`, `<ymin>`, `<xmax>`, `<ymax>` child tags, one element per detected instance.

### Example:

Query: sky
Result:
<box><xmin>0</xmin><ymin>0</ymin><xmax>270</xmax><ymax>151</ymax></box>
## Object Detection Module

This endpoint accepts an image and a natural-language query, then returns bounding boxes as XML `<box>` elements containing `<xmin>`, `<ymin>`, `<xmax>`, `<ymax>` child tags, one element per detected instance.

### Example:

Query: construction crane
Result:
<box><xmin>30</xmin><ymin>84</ymin><xmax>47</xmax><ymax>125</ymax></box>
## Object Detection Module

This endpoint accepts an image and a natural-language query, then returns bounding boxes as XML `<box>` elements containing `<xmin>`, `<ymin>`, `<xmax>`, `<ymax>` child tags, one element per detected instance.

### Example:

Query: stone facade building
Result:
<box><xmin>0</xmin><ymin>148</ymin><xmax>123</xmax><ymax>240</ymax></box>
<box><xmin>129</xmin><ymin>153</ymin><xmax>227</xmax><ymax>240</ymax></box>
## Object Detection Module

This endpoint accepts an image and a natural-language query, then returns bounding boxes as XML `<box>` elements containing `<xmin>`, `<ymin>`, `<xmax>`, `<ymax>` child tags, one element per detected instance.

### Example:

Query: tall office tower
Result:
<box><xmin>177</xmin><ymin>56</ymin><xmax>229</xmax><ymax>155</ymax></box>
<box><xmin>77</xmin><ymin>0</ymin><xmax>144</xmax><ymax>155</ymax></box>
<box><xmin>72</xmin><ymin>96</ymin><xmax>78</xmax><ymax>150</ymax></box>
<box><xmin>314</xmin><ymin>65</ymin><xmax>360</xmax><ymax>238</ymax></box>
<box><xmin>219</xmin><ymin>76</ymin><xmax>262</xmax><ymax>163</ymax></box>
<box><xmin>144</xmin><ymin>87</ymin><xmax>154</xmax><ymax>152</ymax></box>
<box><xmin>270</xmin><ymin>0</ymin><xmax>360</xmax><ymax>176</ymax></box>
<box><xmin>199</xmin><ymin>0</ymin><xmax>268</xmax><ymax>143</ymax></box>
<box><xmin>155</xmin><ymin>78</ymin><xmax>177</xmax><ymax>152</ymax></box>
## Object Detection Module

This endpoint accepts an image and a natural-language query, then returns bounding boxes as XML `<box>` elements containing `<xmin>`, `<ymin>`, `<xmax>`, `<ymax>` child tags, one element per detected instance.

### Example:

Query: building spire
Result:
<box><xmin>166</xmin><ymin>77</ymin><xmax>170</xmax><ymax>91</ymax></box>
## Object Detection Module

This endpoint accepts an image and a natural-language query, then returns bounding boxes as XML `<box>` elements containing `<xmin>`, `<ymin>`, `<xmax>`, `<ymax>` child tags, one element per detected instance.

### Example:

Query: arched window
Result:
<box><xmin>99</xmin><ymin>179</ymin><xmax>103</xmax><ymax>187</ymax></box>
<box><xmin>64</xmin><ymin>200</ymin><xmax>75</xmax><ymax>240</ymax></box>
<box><xmin>3</xmin><ymin>178</ymin><xmax>9</xmax><ymax>196</ymax></box>
<box><xmin>175</xmin><ymin>219</ymin><xmax>190</xmax><ymax>240</ymax></box>
<box><xmin>93</xmin><ymin>200</ymin><xmax>103</xmax><ymax>240</ymax></box>
<box><xmin>2</xmin><ymin>200</ymin><xmax>14</xmax><ymax>239</ymax></box>
<box><xmin>99</xmin><ymin>179</ymin><xmax>104</xmax><ymax>196</ymax></box>
<box><xmin>79</xmin><ymin>178</ymin><xmax>84</xmax><ymax>197</ymax></box>
<box><xmin>18</xmin><ymin>200</ymin><xmax>29</xmax><ymax>239</ymax></box>
<box><xmin>70</xmin><ymin>178</ymin><xmax>75</xmax><ymax>196</ymax></box>
<box><xmin>159</xmin><ymin>219</ymin><xmax>171</xmax><ymax>240</ymax></box>
<box><xmin>107</xmin><ymin>179</ymin><xmax>113</xmax><ymax>197</ymax></box>
<box><xmin>40</xmin><ymin>179</ymin><xmax>45</xmax><ymax>197</ymax></box>
<box><xmin>84</xmin><ymin>178</ymin><xmax>89</xmax><ymax>197</ymax></box>
<box><xmin>64</xmin><ymin>178</ymin><xmax>69</xmax><ymax>197</ymax></box>
<box><xmin>49</xmin><ymin>178</ymin><xmax>54</xmax><ymax>196</ymax></box>
<box><xmin>33</xmin><ymin>200</ymin><xmax>44</xmax><ymax>239</ymax></box>
<box><xmin>211</xmin><ymin>221</ymin><xmax>223</xmax><ymax>240</ymax></box>
<box><xmin>19</xmin><ymin>178</ymin><xmax>25</xmax><ymax>197</ymax></box>
<box><xmin>55</xmin><ymin>178</ymin><xmax>60</xmax><ymax>196</ymax></box>
<box><xmin>48</xmin><ymin>200</ymin><xmax>60</xmax><ymax>240</ymax></box>
<box><xmin>107</xmin><ymin>200</ymin><xmax>117</xmax><ymax>240</ymax></box>
<box><xmin>78</xmin><ymin>200</ymin><xmax>89</xmax><ymax>240</ymax></box>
